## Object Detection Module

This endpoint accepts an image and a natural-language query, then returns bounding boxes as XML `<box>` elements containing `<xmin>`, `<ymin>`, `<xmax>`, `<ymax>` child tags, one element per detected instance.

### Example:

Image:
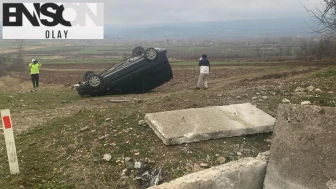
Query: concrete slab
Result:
<box><xmin>149</xmin><ymin>152</ymin><xmax>270</xmax><ymax>189</ymax></box>
<box><xmin>264</xmin><ymin>104</ymin><xmax>336</xmax><ymax>189</ymax></box>
<box><xmin>145</xmin><ymin>103</ymin><xmax>275</xmax><ymax>145</ymax></box>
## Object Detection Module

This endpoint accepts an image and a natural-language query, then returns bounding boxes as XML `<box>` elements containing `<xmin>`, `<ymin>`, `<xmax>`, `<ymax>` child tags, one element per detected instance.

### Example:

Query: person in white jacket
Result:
<box><xmin>196</xmin><ymin>54</ymin><xmax>210</xmax><ymax>89</ymax></box>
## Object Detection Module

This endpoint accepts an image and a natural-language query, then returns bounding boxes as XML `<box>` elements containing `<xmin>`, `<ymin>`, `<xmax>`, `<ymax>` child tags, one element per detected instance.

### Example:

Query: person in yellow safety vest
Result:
<box><xmin>29</xmin><ymin>59</ymin><xmax>41</xmax><ymax>91</ymax></box>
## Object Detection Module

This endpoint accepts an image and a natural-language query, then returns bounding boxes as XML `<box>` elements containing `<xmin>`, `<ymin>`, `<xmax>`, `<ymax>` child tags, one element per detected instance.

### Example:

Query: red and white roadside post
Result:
<box><xmin>1</xmin><ymin>109</ymin><xmax>20</xmax><ymax>175</ymax></box>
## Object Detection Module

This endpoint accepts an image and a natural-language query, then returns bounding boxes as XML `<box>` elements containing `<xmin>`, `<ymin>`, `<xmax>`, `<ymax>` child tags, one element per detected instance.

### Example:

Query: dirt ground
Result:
<box><xmin>0</xmin><ymin>62</ymin><xmax>335</xmax><ymax>189</ymax></box>
<box><xmin>1</xmin><ymin>63</ymin><xmax>331</xmax><ymax>134</ymax></box>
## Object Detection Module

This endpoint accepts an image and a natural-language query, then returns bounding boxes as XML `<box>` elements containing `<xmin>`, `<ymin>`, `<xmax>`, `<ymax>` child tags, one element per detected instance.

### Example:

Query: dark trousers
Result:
<box><xmin>31</xmin><ymin>74</ymin><xmax>39</xmax><ymax>88</ymax></box>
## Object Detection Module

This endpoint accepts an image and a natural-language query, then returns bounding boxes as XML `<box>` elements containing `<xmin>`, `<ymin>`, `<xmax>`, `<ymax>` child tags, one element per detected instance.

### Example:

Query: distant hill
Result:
<box><xmin>105</xmin><ymin>17</ymin><xmax>317</xmax><ymax>39</ymax></box>
<box><xmin>0</xmin><ymin>18</ymin><xmax>318</xmax><ymax>40</ymax></box>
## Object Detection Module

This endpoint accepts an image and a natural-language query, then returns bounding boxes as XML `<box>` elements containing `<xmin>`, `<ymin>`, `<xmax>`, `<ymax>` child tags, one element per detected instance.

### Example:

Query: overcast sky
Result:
<box><xmin>1</xmin><ymin>0</ymin><xmax>323</xmax><ymax>26</ymax></box>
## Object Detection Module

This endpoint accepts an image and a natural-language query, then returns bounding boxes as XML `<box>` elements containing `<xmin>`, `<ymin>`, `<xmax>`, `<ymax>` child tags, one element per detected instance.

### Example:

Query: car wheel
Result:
<box><xmin>132</xmin><ymin>46</ymin><xmax>145</xmax><ymax>56</ymax></box>
<box><xmin>144</xmin><ymin>48</ymin><xmax>158</xmax><ymax>61</ymax></box>
<box><xmin>83</xmin><ymin>71</ymin><xmax>94</xmax><ymax>81</ymax></box>
<box><xmin>87</xmin><ymin>74</ymin><xmax>104</xmax><ymax>89</ymax></box>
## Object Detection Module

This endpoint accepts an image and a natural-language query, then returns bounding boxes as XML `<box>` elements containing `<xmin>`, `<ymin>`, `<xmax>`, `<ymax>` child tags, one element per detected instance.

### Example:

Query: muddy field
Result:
<box><xmin>14</xmin><ymin>63</ymin><xmax>318</xmax><ymax>92</ymax></box>
<box><xmin>13</xmin><ymin>64</ymin><xmax>260</xmax><ymax>91</ymax></box>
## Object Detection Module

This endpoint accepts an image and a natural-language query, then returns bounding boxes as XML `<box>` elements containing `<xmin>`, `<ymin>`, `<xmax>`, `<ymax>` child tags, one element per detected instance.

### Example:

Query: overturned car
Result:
<box><xmin>74</xmin><ymin>47</ymin><xmax>173</xmax><ymax>96</ymax></box>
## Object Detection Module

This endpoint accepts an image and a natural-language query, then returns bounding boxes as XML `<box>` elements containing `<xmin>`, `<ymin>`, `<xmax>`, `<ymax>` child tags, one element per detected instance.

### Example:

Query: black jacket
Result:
<box><xmin>199</xmin><ymin>58</ymin><xmax>210</xmax><ymax>68</ymax></box>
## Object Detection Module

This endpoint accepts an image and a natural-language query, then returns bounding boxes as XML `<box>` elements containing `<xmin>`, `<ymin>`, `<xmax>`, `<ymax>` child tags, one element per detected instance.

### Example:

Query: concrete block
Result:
<box><xmin>145</xmin><ymin>103</ymin><xmax>275</xmax><ymax>145</ymax></box>
<box><xmin>264</xmin><ymin>104</ymin><xmax>336</xmax><ymax>189</ymax></box>
<box><xmin>149</xmin><ymin>153</ymin><xmax>269</xmax><ymax>189</ymax></box>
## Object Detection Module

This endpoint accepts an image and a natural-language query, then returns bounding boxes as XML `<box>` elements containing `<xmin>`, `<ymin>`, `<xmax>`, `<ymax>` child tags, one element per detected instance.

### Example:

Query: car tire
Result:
<box><xmin>87</xmin><ymin>74</ymin><xmax>104</xmax><ymax>89</ymax></box>
<box><xmin>144</xmin><ymin>48</ymin><xmax>158</xmax><ymax>61</ymax></box>
<box><xmin>132</xmin><ymin>46</ymin><xmax>145</xmax><ymax>56</ymax></box>
<box><xmin>83</xmin><ymin>71</ymin><xmax>94</xmax><ymax>81</ymax></box>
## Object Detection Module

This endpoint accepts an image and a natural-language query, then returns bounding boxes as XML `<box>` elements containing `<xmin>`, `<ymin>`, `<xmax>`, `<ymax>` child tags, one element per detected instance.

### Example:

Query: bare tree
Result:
<box><xmin>316</xmin><ymin>36</ymin><xmax>336</xmax><ymax>59</ymax></box>
<box><xmin>306</xmin><ymin>0</ymin><xmax>336</xmax><ymax>35</ymax></box>
<box><xmin>297</xmin><ymin>38</ymin><xmax>315</xmax><ymax>60</ymax></box>
<box><xmin>0</xmin><ymin>55</ymin><xmax>10</xmax><ymax>76</ymax></box>
<box><xmin>277</xmin><ymin>45</ymin><xmax>284</xmax><ymax>58</ymax></box>
<box><xmin>9</xmin><ymin>39</ymin><xmax>25</xmax><ymax>71</ymax></box>
<box><xmin>256</xmin><ymin>47</ymin><xmax>262</xmax><ymax>57</ymax></box>
<box><xmin>297</xmin><ymin>36</ymin><xmax>336</xmax><ymax>60</ymax></box>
